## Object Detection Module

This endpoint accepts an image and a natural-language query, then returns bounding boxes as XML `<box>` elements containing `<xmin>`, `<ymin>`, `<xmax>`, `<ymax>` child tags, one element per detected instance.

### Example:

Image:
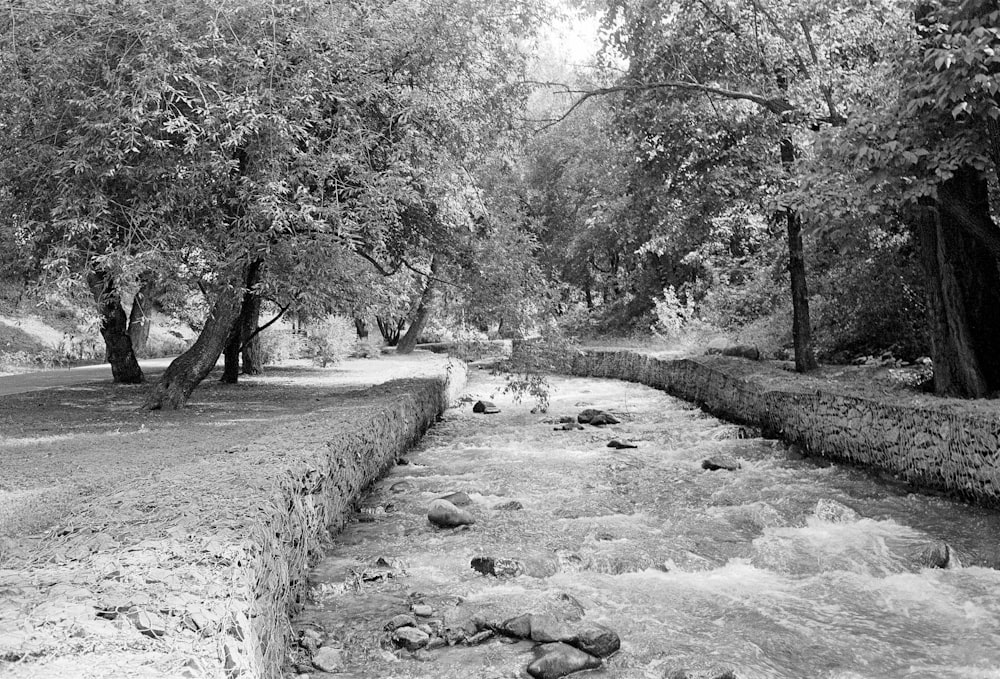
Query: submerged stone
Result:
<box><xmin>526</xmin><ymin>642</ymin><xmax>601</xmax><ymax>679</ymax></box>
<box><xmin>493</xmin><ymin>500</ymin><xmax>524</xmax><ymax>511</ymax></box>
<box><xmin>427</xmin><ymin>499</ymin><xmax>475</xmax><ymax>528</ymax></box>
<box><xmin>917</xmin><ymin>541</ymin><xmax>961</xmax><ymax>569</ymax></box>
<box><xmin>607</xmin><ymin>439</ymin><xmax>637</xmax><ymax>449</ymax></box>
<box><xmin>471</xmin><ymin>556</ymin><xmax>524</xmax><ymax>577</ymax></box>
<box><xmin>438</xmin><ymin>491</ymin><xmax>472</xmax><ymax>506</ymax></box>
<box><xmin>813</xmin><ymin>498</ymin><xmax>859</xmax><ymax>523</ymax></box>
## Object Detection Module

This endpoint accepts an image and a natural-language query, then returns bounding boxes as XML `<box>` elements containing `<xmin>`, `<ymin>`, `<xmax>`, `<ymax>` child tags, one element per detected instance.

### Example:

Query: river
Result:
<box><xmin>287</xmin><ymin>369</ymin><xmax>1000</xmax><ymax>679</ymax></box>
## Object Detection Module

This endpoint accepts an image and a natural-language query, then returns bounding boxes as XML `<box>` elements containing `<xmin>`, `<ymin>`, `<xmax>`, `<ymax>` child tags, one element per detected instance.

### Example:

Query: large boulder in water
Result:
<box><xmin>526</xmin><ymin>642</ymin><xmax>601</xmax><ymax>679</ymax></box>
<box><xmin>427</xmin><ymin>499</ymin><xmax>475</xmax><ymax>528</ymax></box>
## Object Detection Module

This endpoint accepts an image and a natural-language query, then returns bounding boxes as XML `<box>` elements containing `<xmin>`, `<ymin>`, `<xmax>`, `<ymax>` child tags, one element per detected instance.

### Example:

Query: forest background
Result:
<box><xmin>0</xmin><ymin>0</ymin><xmax>998</xmax><ymax>407</ymax></box>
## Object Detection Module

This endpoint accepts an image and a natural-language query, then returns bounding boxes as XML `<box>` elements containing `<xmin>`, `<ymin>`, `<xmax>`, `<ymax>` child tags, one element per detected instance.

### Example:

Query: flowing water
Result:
<box><xmin>289</xmin><ymin>370</ymin><xmax>1000</xmax><ymax>679</ymax></box>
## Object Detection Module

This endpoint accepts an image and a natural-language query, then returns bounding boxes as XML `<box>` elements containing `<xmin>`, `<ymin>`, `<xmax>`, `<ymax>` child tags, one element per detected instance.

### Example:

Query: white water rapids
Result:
<box><xmin>288</xmin><ymin>369</ymin><xmax>1000</xmax><ymax>679</ymax></box>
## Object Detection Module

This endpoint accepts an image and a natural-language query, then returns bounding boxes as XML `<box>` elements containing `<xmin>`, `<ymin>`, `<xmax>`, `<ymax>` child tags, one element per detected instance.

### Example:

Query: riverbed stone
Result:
<box><xmin>311</xmin><ymin>646</ymin><xmax>342</xmax><ymax>673</ymax></box>
<box><xmin>607</xmin><ymin>439</ymin><xmax>637</xmax><ymax>449</ymax></box>
<box><xmin>493</xmin><ymin>500</ymin><xmax>524</xmax><ymax>510</ymax></box>
<box><xmin>577</xmin><ymin>408</ymin><xmax>603</xmax><ymax>423</ymax></box>
<box><xmin>497</xmin><ymin>613</ymin><xmax>533</xmax><ymax>639</ymax></box>
<box><xmin>701</xmin><ymin>455</ymin><xmax>741</xmax><ymax>471</ymax></box>
<box><xmin>527</xmin><ymin>642</ymin><xmax>601</xmax><ymax>679</ymax></box>
<box><xmin>554</xmin><ymin>422</ymin><xmax>584</xmax><ymax>430</ymax></box>
<box><xmin>393</xmin><ymin>626</ymin><xmax>430</xmax><ymax>651</ymax></box>
<box><xmin>473</xmin><ymin>400</ymin><xmax>500</xmax><ymax>414</ymax></box>
<box><xmin>567</xmin><ymin>622</ymin><xmax>620</xmax><ymax>657</ymax></box>
<box><xmin>411</xmin><ymin>604</ymin><xmax>433</xmax><ymax>617</ymax></box>
<box><xmin>385</xmin><ymin>614</ymin><xmax>418</xmax><ymax>631</ymax></box>
<box><xmin>427</xmin><ymin>499</ymin><xmax>475</xmax><ymax>528</ymax></box>
<box><xmin>529</xmin><ymin>614</ymin><xmax>575</xmax><ymax>643</ymax></box>
<box><xmin>588</xmin><ymin>412</ymin><xmax>620</xmax><ymax>426</ymax></box>
<box><xmin>438</xmin><ymin>491</ymin><xmax>472</xmax><ymax>506</ymax></box>
<box><xmin>813</xmin><ymin>498</ymin><xmax>859</xmax><ymax>523</ymax></box>
<box><xmin>471</xmin><ymin>556</ymin><xmax>524</xmax><ymax>577</ymax></box>
<box><xmin>390</xmin><ymin>481</ymin><xmax>414</xmax><ymax>493</ymax></box>
<box><xmin>917</xmin><ymin>541</ymin><xmax>961</xmax><ymax>569</ymax></box>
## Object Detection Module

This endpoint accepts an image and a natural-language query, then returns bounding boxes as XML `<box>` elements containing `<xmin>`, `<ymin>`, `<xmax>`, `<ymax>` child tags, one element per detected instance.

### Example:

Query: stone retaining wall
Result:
<box><xmin>238</xmin><ymin>368</ymin><xmax>467</xmax><ymax>677</ymax></box>
<box><xmin>512</xmin><ymin>342</ymin><xmax>1000</xmax><ymax>506</ymax></box>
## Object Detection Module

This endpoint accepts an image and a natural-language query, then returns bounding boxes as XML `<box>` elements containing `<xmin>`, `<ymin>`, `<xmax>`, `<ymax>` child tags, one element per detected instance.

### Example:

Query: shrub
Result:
<box><xmin>305</xmin><ymin>315</ymin><xmax>356</xmax><ymax>367</ymax></box>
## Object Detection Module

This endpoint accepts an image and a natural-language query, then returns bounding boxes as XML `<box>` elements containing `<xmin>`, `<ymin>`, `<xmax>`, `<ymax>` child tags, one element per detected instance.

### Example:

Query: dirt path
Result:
<box><xmin>0</xmin><ymin>358</ymin><xmax>177</xmax><ymax>396</ymax></box>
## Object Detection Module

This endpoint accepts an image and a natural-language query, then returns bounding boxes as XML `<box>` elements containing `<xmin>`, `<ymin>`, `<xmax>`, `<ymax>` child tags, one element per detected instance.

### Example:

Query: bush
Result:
<box><xmin>305</xmin><ymin>315</ymin><xmax>357</xmax><ymax>367</ymax></box>
<box><xmin>257</xmin><ymin>327</ymin><xmax>306</xmax><ymax>364</ymax></box>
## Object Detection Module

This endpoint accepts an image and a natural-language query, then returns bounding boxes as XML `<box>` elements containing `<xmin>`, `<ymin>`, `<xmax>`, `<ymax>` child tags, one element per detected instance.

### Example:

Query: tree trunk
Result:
<box><xmin>220</xmin><ymin>259</ymin><xmax>263</xmax><ymax>383</ymax></box>
<box><xmin>780</xmin><ymin>138</ymin><xmax>818</xmax><ymax>372</ymax></box>
<box><xmin>240</xmin><ymin>293</ymin><xmax>264</xmax><ymax>375</ymax></box>
<box><xmin>354</xmin><ymin>317</ymin><xmax>369</xmax><ymax>339</ymax></box>
<box><xmin>377</xmin><ymin>316</ymin><xmax>405</xmax><ymax>345</ymax></box>
<box><xmin>144</xmin><ymin>271</ymin><xmax>246</xmax><ymax>409</ymax></box>
<box><xmin>397</xmin><ymin>257</ymin><xmax>440</xmax><ymax>354</ymax></box>
<box><xmin>915</xmin><ymin>166</ymin><xmax>1000</xmax><ymax>397</ymax></box>
<box><xmin>127</xmin><ymin>283</ymin><xmax>152</xmax><ymax>358</ymax></box>
<box><xmin>87</xmin><ymin>269</ymin><xmax>143</xmax><ymax>384</ymax></box>
<box><xmin>786</xmin><ymin>211</ymin><xmax>819</xmax><ymax>372</ymax></box>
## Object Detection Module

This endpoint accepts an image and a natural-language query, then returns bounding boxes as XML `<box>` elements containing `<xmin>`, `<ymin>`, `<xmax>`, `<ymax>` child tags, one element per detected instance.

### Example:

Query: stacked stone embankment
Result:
<box><xmin>512</xmin><ymin>341</ymin><xmax>1000</xmax><ymax>507</ymax></box>
<box><xmin>0</xmin><ymin>365</ymin><xmax>466</xmax><ymax>679</ymax></box>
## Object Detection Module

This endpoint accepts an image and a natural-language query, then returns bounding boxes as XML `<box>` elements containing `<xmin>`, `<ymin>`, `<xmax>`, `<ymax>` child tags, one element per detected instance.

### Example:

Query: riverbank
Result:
<box><xmin>511</xmin><ymin>342</ymin><xmax>1000</xmax><ymax>507</ymax></box>
<box><xmin>0</xmin><ymin>354</ymin><xmax>465</xmax><ymax>678</ymax></box>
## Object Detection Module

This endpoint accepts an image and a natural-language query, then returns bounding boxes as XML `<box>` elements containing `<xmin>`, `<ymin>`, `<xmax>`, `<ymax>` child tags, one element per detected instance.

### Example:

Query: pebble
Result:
<box><xmin>701</xmin><ymin>455</ymin><xmax>741</xmax><ymax>471</ymax></box>
<box><xmin>411</xmin><ymin>604</ymin><xmax>433</xmax><ymax>617</ymax></box>
<box><xmin>526</xmin><ymin>642</ymin><xmax>601</xmax><ymax>678</ymax></box>
<box><xmin>427</xmin><ymin>499</ymin><xmax>475</xmax><ymax>528</ymax></box>
<box><xmin>607</xmin><ymin>439</ymin><xmax>637</xmax><ymax>449</ymax></box>
<box><xmin>493</xmin><ymin>500</ymin><xmax>524</xmax><ymax>511</ymax></box>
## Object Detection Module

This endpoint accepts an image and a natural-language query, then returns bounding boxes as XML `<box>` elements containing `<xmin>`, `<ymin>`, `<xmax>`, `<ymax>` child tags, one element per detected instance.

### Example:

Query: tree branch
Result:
<box><xmin>239</xmin><ymin>301</ymin><xmax>290</xmax><ymax>351</ymax></box>
<box><xmin>536</xmin><ymin>80</ymin><xmax>794</xmax><ymax>132</ymax></box>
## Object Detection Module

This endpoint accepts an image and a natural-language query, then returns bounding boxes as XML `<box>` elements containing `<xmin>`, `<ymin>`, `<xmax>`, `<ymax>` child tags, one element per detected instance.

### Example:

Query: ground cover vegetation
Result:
<box><xmin>0</xmin><ymin>0</ymin><xmax>997</xmax><ymax>402</ymax></box>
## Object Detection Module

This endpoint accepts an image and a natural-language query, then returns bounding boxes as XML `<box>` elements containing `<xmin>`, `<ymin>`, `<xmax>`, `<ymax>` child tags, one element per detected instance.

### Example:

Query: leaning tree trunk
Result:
<box><xmin>779</xmin><ymin>138</ymin><xmax>818</xmax><ymax>372</ymax></box>
<box><xmin>397</xmin><ymin>257</ymin><xmax>440</xmax><ymax>355</ymax></box>
<box><xmin>87</xmin><ymin>269</ymin><xmax>143</xmax><ymax>384</ymax></box>
<box><xmin>915</xmin><ymin>166</ymin><xmax>1000</xmax><ymax>397</ymax></box>
<box><xmin>144</xmin><ymin>273</ymin><xmax>245</xmax><ymax>409</ymax></box>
